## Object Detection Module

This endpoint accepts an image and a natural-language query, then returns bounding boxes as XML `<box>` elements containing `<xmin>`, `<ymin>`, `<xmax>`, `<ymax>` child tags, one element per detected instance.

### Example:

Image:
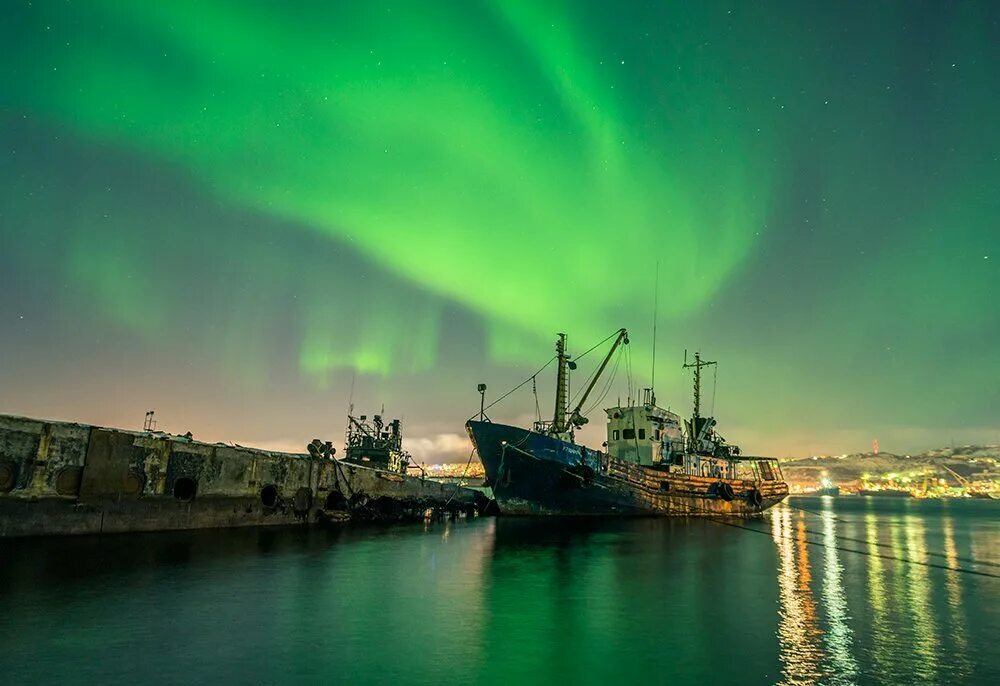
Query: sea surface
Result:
<box><xmin>1</xmin><ymin>497</ymin><xmax>997</xmax><ymax>685</ymax></box>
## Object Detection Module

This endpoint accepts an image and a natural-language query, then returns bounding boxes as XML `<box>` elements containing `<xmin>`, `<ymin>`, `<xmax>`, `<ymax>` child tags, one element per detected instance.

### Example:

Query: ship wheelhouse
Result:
<box><xmin>605</xmin><ymin>395</ymin><xmax>684</xmax><ymax>466</ymax></box>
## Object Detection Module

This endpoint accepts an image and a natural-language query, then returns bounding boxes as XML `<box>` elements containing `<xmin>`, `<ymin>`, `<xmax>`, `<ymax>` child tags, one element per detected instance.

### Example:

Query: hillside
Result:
<box><xmin>779</xmin><ymin>444</ymin><xmax>1000</xmax><ymax>490</ymax></box>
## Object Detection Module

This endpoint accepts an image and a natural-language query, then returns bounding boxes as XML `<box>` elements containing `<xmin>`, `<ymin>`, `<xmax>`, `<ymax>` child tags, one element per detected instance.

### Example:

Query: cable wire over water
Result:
<box><xmin>781</xmin><ymin>501</ymin><xmax>1000</xmax><ymax>568</ymax></box>
<box><xmin>702</xmin><ymin>509</ymin><xmax>1000</xmax><ymax>579</ymax></box>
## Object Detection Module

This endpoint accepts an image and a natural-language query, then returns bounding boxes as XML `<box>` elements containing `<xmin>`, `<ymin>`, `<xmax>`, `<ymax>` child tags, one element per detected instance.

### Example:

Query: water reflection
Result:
<box><xmin>942</xmin><ymin>516</ymin><xmax>971</xmax><ymax>680</ymax></box>
<box><xmin>865</xmin><ymin>513</ymin><xmax>891</xmax><ymax>677</ymax></box>
<box><xmin>773</xmin><ymin>507</ymin><xmax>824</xmax><ymax>685</ymax></box>
<box><xmin>0</xmin><ymin>499</ymin><xmax>996</xmax><ymax>685</ymax></box>
<box><xmin>820</xmin><ymin>508</ymin><xmax>858</xmax><ymax>684</ymax></box>
<box><xmin>902</xmin><ymin>516</ymin><xmax>939</xmax><ymax>682</ymax></box>
<box><xmin>887</xmin><ymin>515</ymin><xmax>915</xmax><ymax>682</ymax></box>
<box><xmin>770</xmin><ymin>498</ymin><xmax>1000</xmax><ymax>686</ymax></box>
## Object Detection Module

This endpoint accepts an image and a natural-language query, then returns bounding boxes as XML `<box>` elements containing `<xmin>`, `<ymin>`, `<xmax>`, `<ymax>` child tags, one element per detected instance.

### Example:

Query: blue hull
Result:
<box><xmin>467</xmin><ymin>420</ymin><xmax>637</xmax><ymax>515</ymax></box>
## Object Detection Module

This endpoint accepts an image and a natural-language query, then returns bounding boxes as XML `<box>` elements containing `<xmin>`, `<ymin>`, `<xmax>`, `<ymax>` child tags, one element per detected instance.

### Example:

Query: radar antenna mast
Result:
<box><xmin>651</xmin><ymin>261</ymin><xmax>660</xmax><ymax>405</ymax></box>
<box><xmin>682</xmin><ymin>350</ymin><xmax>716</xmax><ymax>420</ymax></box>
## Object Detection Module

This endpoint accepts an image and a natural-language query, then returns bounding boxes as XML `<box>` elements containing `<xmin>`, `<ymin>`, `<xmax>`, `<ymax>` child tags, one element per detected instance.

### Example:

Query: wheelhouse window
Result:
<box><xmin>613</xmin><ymin>429</ymin><xmax>620</xmax><ymax>441</ymax></box>
<box><xmin>622</xmin><ymin>428</ymin><xmax>636</xmax><ymax>440</ymax></box>
<box><xmin>638</xmin><ymin>429</ymin><xmax>646</xmax><ymax>440</ymax></box>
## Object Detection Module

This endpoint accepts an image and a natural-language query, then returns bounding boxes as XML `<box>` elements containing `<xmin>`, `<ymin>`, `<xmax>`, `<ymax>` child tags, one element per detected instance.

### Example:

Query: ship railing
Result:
<box><xmin>603</xmin><ymin>454</ymin><xmax>784</xmax><ymax>483</ymax></box>
<box><xmin>406</xmin><ymin>462</ymin><xmax>427</xmax><ymax>479</ymax></box>
<box><xmin>723</xmin><ymin>456</ymin><xmax>783</xmax><ymax>482</ymax></box>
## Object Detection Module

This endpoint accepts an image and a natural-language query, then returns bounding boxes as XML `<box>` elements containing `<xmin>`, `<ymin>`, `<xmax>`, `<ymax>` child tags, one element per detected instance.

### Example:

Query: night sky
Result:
<box><xmin>2</xmin><ymin>1</ymin><xmax>997</xmax><ymax>460</ymax></box>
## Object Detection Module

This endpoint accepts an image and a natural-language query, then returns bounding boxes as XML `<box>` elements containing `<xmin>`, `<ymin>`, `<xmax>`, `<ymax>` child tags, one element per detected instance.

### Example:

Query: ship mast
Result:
<box><xmin>682</xmin><ymin>351</ymin><xmax>716</xmax><ymax>451</ymax></box>
<box><xmin>551</xmin><ymin>334</ymin><xmax>570</xmax><ymax>433</ymax></box>
<box><xmin>682</xmin><ymin>351</ymin><xmax>716</xmax><ymax>419</ymax></box>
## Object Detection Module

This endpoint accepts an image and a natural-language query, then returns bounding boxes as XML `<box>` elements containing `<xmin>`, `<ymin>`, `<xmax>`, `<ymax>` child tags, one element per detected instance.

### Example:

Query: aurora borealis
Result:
<box><xmin>1</xmin><ymin>1</ymin><xmax>997</xmax><ymax>458</ymax></box>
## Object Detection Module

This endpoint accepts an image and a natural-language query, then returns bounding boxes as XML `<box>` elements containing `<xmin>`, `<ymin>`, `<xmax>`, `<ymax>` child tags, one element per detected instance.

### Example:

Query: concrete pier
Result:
<box><xmin>0</xmin><ymin>414</ymin><xmax>482</xmax><ymax>537</ymax></box>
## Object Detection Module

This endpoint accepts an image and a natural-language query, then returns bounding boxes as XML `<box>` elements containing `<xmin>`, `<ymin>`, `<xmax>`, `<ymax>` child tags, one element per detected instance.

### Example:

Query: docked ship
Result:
<box><xmin>856</xmin><ymin>488</ymin><xmax>912</xmax><ymax>498</ymax></box>
<box><xmin>467</xmin><ymin>330</ymin><xmax>789</xmax><ymax>516</ymax></box>
<box><xmin>339</xmin><ymin>412</ymin><xmax>414</xmax><ymax>475</ymax></box>
<box><xmin>319</xmin><ymin>411</ymin><xmax>489</xmax><ymax>519</ymax></box>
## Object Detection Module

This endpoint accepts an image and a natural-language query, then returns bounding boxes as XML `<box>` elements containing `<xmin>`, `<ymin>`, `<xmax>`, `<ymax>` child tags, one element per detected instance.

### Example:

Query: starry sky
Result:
<box><xmin>1</xmin><ymin>0</ymin><xmax>997</xmax><ymax>460</ymax></box>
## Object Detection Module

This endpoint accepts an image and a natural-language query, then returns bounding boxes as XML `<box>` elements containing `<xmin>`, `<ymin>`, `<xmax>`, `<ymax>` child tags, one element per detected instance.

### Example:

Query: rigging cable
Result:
<box><xmin>569</xmin><ymin>356</ymin><xmax>603</xmax><ymax>408</ymax></box>
<box><xmin>583</xmin><ymin>347</ymin><xmax>624</xmax><ymax>417</ymax></box>
<box><xmin>573</xmin><ymin>329</ymin><xmax>622</xmax><ymax>363</ymax></box>
<box><xmin>468</xmin><ymin>355</ymin><xmax>556</xmax><ymax>422</ymax></box>
<box><xmin>584</xmin><ymin>353</ymin><xmax>620</xmax><ymax>416</ymax></box>
<box><xmin>625</xmin><ymin>345</ymin><xmax>634</xmax><ymax>404</ymax></box>
<box><xmin>651</xmin><ymin>260</ymin><xmax>659</xmax><ymax>394</ymax></box>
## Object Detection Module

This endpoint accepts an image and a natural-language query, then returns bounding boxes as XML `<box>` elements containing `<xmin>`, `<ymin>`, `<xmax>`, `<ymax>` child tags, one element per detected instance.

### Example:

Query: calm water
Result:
<box><xmin>1</xmin><ymin>497</ymin><xmax>997</xmax><ymax>685</ymax></box>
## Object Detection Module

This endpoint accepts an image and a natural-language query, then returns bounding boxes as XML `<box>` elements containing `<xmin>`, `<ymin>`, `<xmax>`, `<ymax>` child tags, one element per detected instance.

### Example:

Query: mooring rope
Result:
<box><xmin>443</xmin><ymin>445</ymin><xmax>479</xmax><ymax>508</ymax></box>
<box><xmin>779</xmin><ymin>501</ymin><xmax>1000</xmax><ymax>568</ymax></box>
<box><xmin>704</xmin><ymin>513</ymin><xmax>1000</xmax><ymax>579</ymax></box>
<box><xmin>486</xmin><ymin>432</ymin><xmax>537</xmax><ymax>505</ymax></box>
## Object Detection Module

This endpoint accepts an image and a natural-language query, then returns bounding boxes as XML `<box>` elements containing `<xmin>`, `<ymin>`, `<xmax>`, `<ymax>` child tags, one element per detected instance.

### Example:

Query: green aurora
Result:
<box><xmin>1</xmin><ymin>1</ymin><xmax>997</xmax><ymax>456</ymax></box>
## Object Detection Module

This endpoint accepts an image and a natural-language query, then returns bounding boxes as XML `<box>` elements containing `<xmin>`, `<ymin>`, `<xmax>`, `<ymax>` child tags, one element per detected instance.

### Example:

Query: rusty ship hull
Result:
<box><xmin>468</xmin><ymin>420</ymin><xmax>788</xmax><ymax>516</ymax></box>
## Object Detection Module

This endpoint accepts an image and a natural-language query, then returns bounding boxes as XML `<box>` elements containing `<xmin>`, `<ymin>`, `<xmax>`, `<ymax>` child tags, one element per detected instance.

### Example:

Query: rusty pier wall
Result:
<box><xmin>0</xmin><ymin>414</ymin><xmax>479</xmax><ymax>538</ymax></box>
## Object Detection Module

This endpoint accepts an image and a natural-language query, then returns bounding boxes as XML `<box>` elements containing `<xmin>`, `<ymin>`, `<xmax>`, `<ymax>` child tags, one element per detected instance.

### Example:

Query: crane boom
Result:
<box><xmin>936</xmin><ymin>459</ymin><xmax>970</xmax><ymax>486</ymax></box>
<box><xmin>566</xmin><ymin>328</ymin><xmax>629</xmax><ymax>429</ymax></box>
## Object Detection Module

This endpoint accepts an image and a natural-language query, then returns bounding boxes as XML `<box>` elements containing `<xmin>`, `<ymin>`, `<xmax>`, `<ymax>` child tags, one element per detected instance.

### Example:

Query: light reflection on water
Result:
<box><xmin>769</xmin><ymin>498</ymin><xmax>998</xmax><ymax>686</ymax></box>
<box><xmin>819</xmin><ymin>506</ymin><xmax>858</xmax><ymax>684</ymax></box>
<box><xmin>773</xmin><ymin>508</ymin><xmax>824</xmax><ymax>684</ymax></box>
<box><xmin>904</xmin><ymin>515</ymin><xmax>939</xmax><ymax>682</ymax></box>
<box><xmin>865</xmin><ymin>513</ymin><xmax>890</xmax><ymax>678</ymax></box>
<box><xmin>0</xmin><ymin>498</ymin><xmax>997</xmax><ymax>685</ymax></box>
<box><xmin>943</xmin><ymin>516</ymin><xmax>972</xmax><ymax>680</ymax></box>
